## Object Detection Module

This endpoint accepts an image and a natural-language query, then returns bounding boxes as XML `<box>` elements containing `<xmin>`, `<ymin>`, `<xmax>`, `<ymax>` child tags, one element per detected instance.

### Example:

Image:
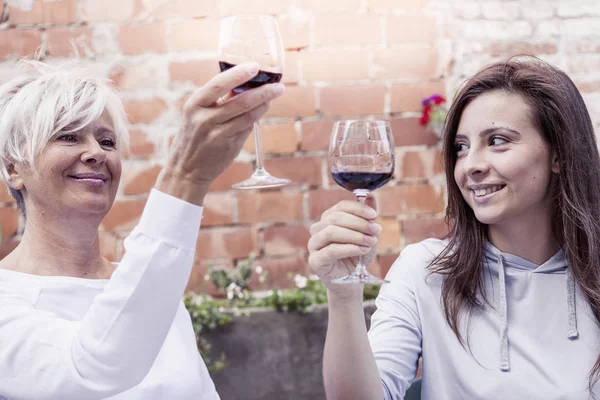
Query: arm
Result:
<box><xmin>0</xmin><ymin>190</ymin><xmax>202</xmax><ymax>400</ymax></box>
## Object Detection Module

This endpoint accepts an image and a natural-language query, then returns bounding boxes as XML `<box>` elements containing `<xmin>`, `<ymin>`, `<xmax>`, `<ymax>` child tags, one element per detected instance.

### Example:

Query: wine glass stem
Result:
<box><xmin>354</xmin><ymin>192</ymin><xmax>370</xmax><ymax>277</ymax></box>
<box><xmin>253</xmin><ymin>122</ymin><xmax>265</xmax><ymax>171</ymax></box>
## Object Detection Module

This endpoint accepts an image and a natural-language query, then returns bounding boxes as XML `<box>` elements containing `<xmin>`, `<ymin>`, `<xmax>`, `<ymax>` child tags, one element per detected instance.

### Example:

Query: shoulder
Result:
<box><xmin>384</xmin><ymin>238</ymin><xmax>449</xmax><ymax>284</ymax></box>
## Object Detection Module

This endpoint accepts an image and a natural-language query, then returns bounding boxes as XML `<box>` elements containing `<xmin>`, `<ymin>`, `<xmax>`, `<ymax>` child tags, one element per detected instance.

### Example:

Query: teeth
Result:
<box><xmin>473</xmin><ymin>186</ymin><xmax>503</xmax><ymax>197</ymax></box>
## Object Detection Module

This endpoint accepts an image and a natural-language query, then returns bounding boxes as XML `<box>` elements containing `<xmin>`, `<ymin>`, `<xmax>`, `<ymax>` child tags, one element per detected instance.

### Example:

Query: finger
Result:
<box><xmin>309</xmin><ymin>244</ymin><xmax>371</xmax><ymax>268</ymax></box>
<box><xmin>322</xmin><ymin>200</ymin><xmax>377</xmax><ymax>221</ymax></box>
<box><xmin>308</xmin><ymin>225</ymin><xmax>378</xmax><ymax>252</ymax></box>
<box><xmin>184</xmin><ymin>62</ymin><xmax>259</xmax><ymax>112</ymax></box>
<box><xmin>212</xmin><ymin>83</ymin><xmax>284</xmax><ymax>124</ymax></box>
<box><xmin>365</xmin><ymin>196</ymin><xmax>377</xmax><ymax>212</ymax></box>
<box><xmin>323</xmin><ymin>211</ymin><xmax>380</xmax><ymax>237</ymax></box>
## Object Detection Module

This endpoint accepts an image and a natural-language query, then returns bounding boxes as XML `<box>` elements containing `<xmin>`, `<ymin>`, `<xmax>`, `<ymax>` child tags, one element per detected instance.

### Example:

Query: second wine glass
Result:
<box><xmin>218</xmin><ymin>15</ymin><xmax>291</xmax><ymax>189</ymax></box>
<box><xmin>329</xmin><ymin>120</ymin><xmax>395</xmax><ymax>284</ymax></box>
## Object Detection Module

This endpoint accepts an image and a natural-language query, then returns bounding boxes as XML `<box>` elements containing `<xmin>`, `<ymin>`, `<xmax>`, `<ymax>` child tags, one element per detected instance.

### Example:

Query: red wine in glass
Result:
<box><xmin>219</xmin><ymin>61</ymin><xmax>282</xmax><ymax>94</ymax></box>
<box><xmin>332</xmin><ymin>172</ymin><xmax>392</xmax><ymax>192</ymax></box>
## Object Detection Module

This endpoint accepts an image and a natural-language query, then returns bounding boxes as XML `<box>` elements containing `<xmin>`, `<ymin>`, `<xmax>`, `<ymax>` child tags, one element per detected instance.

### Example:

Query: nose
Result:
<box><xmin>81</xmin><ymin>137</ymin><xmax>107</xmax><ymax>165</ymax></box>
<box><xmin>463</xmin><ymin>147</ymin><xmax>489</xmax><ymax>177</ymax></box>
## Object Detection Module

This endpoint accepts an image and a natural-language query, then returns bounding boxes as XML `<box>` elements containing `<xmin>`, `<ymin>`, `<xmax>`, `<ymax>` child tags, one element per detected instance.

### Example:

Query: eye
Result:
<box><xmin>454</xmin><ymin>142</ymin><xmax>468</xmax><ymax>154</ymax></box>
<box><xmin>57</xmin><ymin>134</ymin><xmax>77</xmax><ymax>143</ymax></box>
<box><xmin>99</xmin><ymin>138</ymin><xmax>117</xmax><ymax>149</ymax></box>
<box><xmin>490</xmin><ymin>136</ymin><xmax>508</xmax><ymax>146</ymax></box>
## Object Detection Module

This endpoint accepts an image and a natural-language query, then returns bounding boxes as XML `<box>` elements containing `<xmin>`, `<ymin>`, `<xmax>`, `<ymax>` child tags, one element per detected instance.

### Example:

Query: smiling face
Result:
<box><xmin>9</xmin><ymin>111</ymin><xmax>122</xmax><ymax>218</ymax></box>
<box><xmin>453</xmin><ymin>90</ymin><xmax>559</xmax><ymax>228</ymax></box>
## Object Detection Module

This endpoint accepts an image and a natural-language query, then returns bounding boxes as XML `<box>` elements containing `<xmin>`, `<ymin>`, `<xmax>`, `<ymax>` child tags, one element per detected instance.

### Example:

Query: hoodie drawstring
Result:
<box><xmin>497</xmin><ymin>255</ymin><xmax>510</xmax><ymax>372</ymax></box>
<box><xmin>566</xmin><ymin>267</ymin><xmax>579</xmax><ymax>339</ymax></box>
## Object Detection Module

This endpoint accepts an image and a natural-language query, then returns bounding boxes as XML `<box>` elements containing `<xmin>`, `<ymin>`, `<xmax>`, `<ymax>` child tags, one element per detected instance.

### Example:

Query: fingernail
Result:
<box><xmin>247</xmin><ymin>62</ymin><xmax>259</xmax><ymax>75</ymax></box>
<box><xmin>364</xmin><ymin>235</ymin><xmax>377</xmax><ymax>245</ymax></box>
<box><xmin>273</xmin><ymin>83</ymin><xmax>285</xmax><ymax>96</ymax></box>
<box><xmin>368</xmin><ymin>223</ymin><xmax>382</xmax><ymax>235</ymax></box>
<box><xmin>365</xmin><ymin>208</ymin><xmax>377</xmax><ymax>219</ymax></box>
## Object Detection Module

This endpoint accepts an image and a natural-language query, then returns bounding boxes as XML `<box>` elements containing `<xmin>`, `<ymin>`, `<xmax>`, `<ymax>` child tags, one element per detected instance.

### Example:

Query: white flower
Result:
<box><xmin>294</xmin><ymin>274</ymin><xmax>308</xmax><ymax>289</ymax></box>
<box><xmin>227</xmin><ymin>291</ymin><xmax>234</xmax><ymax>300</ymax></box>
<box><xmin>204</xmin><ymin>274</ymin><xmax>210</xmax><ymax>281</ymax></box>
<box><xmin>277</xmin><ymin>290</ymin><xmax>282</xmax><ymax>296</ymax></box>
<box><xmin>227</xmin><ymin>282</ymin><xmax>239</xmax><ymax>291</ymax></box>
<box><xmin>255</xmin><ymin>265</ymin><xmax>264</xmax><ymax>274</ymax></box>
<box><xmin>267</xmin><ymin>290</ymin><xmax>274</xmax><ymax>296</ymax></box>
<box><xmin>218</xmin><ymin>307</ymin><xmax>225</xmax><ymax>312</ymax></box>
<box><xmin>259</xmin><ymin>275</ymin><xmax>266</xmax><ymax>283</ymax></box>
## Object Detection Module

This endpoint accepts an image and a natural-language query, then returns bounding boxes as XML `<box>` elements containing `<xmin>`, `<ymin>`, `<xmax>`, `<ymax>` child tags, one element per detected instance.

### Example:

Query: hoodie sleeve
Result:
<box><xmin>0</xmin><ymin>189</ymin><xmax>203</xmax><ymax>400</ymax></box>
<box><xmin>368</xmin><ymin>243</ymin><xmax>426</xmax><ymax>400</ymax></box>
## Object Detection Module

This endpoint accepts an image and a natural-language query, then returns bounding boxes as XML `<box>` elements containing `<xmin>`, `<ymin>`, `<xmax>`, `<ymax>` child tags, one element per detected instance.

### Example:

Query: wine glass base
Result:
<box><xmin>231</xmin><ymin>172</ymin><xmax>291</xmax><ymax>190</ymax></box>
<box><xmin>331</xmin><ymin>273</ymin><xmax>390</xmax><ymax>285</ymax></box>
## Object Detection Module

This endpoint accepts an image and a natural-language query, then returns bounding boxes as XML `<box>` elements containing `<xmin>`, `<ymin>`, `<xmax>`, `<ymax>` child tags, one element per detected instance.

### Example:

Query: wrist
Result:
<box><xmin>154</xmin><ymin>168</ymin><xmax>211</xmax><ymax>207</ymax></box>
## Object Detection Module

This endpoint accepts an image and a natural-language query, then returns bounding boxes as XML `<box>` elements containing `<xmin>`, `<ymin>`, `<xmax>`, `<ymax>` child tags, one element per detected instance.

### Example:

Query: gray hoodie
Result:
<box><xmin>368</xmin><ymin>238</ymin><xmax>600</xmax><ymax>399</ymax></box>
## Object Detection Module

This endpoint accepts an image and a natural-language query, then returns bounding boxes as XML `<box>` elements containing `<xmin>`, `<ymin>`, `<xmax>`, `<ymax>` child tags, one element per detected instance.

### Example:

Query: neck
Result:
<box><xmin>487</xmin><ymin>210</ymin><xmax>560</xmax><ymax>265</ymax></box>
<box><xmin>5</xmin><ymin>205</ymin><xmax>113</xmax><ymax>279</ymax></box>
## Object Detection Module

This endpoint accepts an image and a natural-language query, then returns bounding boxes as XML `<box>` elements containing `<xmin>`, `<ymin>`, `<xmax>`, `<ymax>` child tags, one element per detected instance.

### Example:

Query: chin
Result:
<box><xmin>472</xmin><ymin>209</ymin><xmax>504</xmax><ymax>226</ymax></box>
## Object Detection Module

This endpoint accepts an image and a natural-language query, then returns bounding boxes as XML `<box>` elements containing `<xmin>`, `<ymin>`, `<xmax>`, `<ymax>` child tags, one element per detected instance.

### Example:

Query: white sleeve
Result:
<box><xmin>0</xmin><ymin>189</ymin><xmax>203</xmax><ymax>400</ymax></box>
<box><xmin>368</xmin><ymin>245</ymin><xmax>424</xmax><ymax>400</ymax></box>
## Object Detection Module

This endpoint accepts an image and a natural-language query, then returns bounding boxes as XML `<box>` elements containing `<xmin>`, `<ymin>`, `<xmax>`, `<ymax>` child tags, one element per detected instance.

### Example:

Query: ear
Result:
<box><xmin>551</xmin><ymin>151</ymin><xmax>560</xmax><ymax>174</ymax></box>
<box><xmin>6</xmin><ymin>162</ymin><xmax>24</xmax><ymax>191</ymax></box>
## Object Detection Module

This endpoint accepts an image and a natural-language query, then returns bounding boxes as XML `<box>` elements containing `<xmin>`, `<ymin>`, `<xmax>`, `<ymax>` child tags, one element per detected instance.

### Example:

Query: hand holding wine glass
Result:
<box><xmin>218</xmin><ymin>15</ymin><xmax>290</xmax><ymax>189</ymax></box>
<box><xmin>308</xmin><ymin>120</ymin><xmax>395</xmax><ymax>287</ymax></box>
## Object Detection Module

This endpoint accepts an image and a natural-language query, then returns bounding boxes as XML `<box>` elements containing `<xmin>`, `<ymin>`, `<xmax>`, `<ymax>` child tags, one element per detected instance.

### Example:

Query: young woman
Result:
<box><xmin>308</xmin><ymin>58</ymin><xmax>600</xmax><ymax>399</ymax></box>
<box><xmin>0</xmin><ymin>58</ymin><xmax>284</xmax><ymax>400</ymax></box>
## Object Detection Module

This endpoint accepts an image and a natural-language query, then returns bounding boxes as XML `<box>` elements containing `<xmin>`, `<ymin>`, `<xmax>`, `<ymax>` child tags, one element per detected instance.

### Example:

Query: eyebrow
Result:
<box><xmin>455</xmin><ymin>126</ymin><xmax>521</xmax><ymax>141</ymax></box>
<box><xmin>95</xmin><ymin>126</ymin><xmax>116</xmax><ymax>136</ymax></box>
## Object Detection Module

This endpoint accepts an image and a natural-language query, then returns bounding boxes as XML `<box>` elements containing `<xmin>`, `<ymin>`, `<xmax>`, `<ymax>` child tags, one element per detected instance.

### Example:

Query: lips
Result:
<box><xmin>69</xmin><ymin>173</ymin><xmax>108</xmax><ymax>182</ymax></box>
<box><xmin>472</xmin><ymin>185</ymin><xmax>504</xmax><ymax>197</ymax></box>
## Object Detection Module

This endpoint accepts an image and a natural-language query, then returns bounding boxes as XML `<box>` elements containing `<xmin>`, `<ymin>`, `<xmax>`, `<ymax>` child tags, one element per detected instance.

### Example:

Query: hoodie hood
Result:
<box><xmin>483</xmin><ymin>241</ymin><xmax>578</xmax><ymax>372</ymax></box>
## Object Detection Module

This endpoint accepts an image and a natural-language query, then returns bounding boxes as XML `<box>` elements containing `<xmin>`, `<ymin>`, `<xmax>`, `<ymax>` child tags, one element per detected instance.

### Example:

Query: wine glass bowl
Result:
<box><xmin>329</xmin><ymin>120</ymin><xmax>395</xmax><ymax>284</ymax></box>
<box><xmin>218</xmin><ymin>15</ymin><xmax>290</xmax><ymax>189</ymax></box>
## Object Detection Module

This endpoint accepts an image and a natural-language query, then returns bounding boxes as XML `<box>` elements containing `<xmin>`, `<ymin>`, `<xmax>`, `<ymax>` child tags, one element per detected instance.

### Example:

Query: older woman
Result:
<box><xmin>0</xmin><ymin>59</ymin><xmax>284</xmax><ymax>400</ymax></box>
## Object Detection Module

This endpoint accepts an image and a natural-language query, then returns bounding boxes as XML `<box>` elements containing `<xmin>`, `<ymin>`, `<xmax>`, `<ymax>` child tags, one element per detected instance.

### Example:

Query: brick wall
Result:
<box><xmin>0</xmin><ymin>0</ymin><xmax>597</xmax><ymax>292</ymax></box>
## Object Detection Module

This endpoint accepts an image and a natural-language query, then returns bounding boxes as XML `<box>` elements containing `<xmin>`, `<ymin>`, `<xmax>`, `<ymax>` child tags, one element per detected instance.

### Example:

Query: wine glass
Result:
<box><xmin>329</xmin><ymin>120</ymin><xmax>395</xmax><ymax>284</ymax></box>
<box><xmin>218</xmin><ymin>15</ymin><xmax>291</xmax><ymax>189</ymax></box>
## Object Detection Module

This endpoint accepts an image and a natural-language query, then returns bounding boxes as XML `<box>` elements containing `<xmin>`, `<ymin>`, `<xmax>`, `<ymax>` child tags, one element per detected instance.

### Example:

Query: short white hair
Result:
<box><xmin>0</xmin><ymin>58</ymin><xmax>130</xmax><ymax>184</ymax></box>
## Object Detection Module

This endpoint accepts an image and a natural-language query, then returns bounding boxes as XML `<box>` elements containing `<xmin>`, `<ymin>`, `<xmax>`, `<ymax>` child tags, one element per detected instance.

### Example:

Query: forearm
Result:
<box><xmin>323</xmin><ymin>292</ymin><xmax>384</xmax><ymax>400</ymax></box>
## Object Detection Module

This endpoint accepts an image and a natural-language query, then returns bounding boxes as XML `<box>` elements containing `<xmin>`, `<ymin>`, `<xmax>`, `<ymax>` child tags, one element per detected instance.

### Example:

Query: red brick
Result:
<box><xmin>566</xmin><ymin>39</ymin><xmax>600</xmax><ymax>54</ymax></box>
<box><xmin>238</xmin><ymin>191</ymin><xmax>304</xmax><ymax>224</ymax></box>
<box><xmin>567</xmin><ymin>57</ymin><xmax>600</xmax><ymax>74</ymax></box>
<box><xmin>243</xmin><ymin>123</ymin><xmax>298</xmax><ymax>155</ymax></box>
<box><xmin>388</xmin><ymin>117</ymin><xmax>439</xmax><ymax>147</ymax></box>
<box><xmin>196</xmin><ymin>226</ymin><xmax>257</xmax><ymax>260</ymax></box>
<box><xmin>0</xmin><ymin>185</ymin><xmax>15</xmax><ymax>204</ymax></box>
<box><xmin>390</xmin><ymin>81</ymin><xmax>446</xmax><ymax>113</ymax></box>
<box><xmin>385</xmin><ymin>14</ymin><xmax>437</xmax><ymax>45</ymax></box>
<box><xmin>186</xmin><ymin>259</ymin><xmax>234</xmax><ymax>296</ymax></box>
<box><xmin>81</xmin><ymin>0</ymin><xmax>145</xmax><ymax>21</ymax></box>
<box><xmin>222</xmin><ymin>0</ymin><xmax>289</xmax><ymax>15</ymax></box>
<box><xmin>279</xmin><ymin>16</ymin><xmax>310</xmax><ymax>51</ymax></box>
<box><xmin>0</xmin><ymin>30</ymin><xmax>41</xmax><ymax>61</ymax></box>
<box><xmin>489</xmin><ymin>42</ymin><xmax>558</xmax><ymax>57</ymax></box>
<box><xmin>46</xmin><ymin>27</ymin><xmax>94</xmax><ymax>58</ymax></box>
<box><xmin>301</xmin><ymin>119</ymin><xmax>335</xmax><ymax>152</ymax></box>
<box><xmin>265</xmin><ymin>85</ymin><xmax>316</xmax><ymax>118</ymax></box>
<box><xmin>169</xmin><ymin>59</ymin><xmax>218</xmax><ymax>87</ymax></box>
<box><xmin>119</xmin><ymin>23</ymin><xmax>168</xmax><ymax>55</ymax></box>
<box><xmin>319</xmin><ymin>85</ymin><xmax>386</xmax><ymax>117</ymax></box>
<box><xmin>8</xmin><ymin>0</ymin><xmax>76</xmax><ymax>25</ymax></box>
<box><xmin>296</xmin><ymin>0</ymin><xmax>362</xmax><ymax>12</ymax></box>
<box><xmin>101</xmin><ymin>198</ymin><xmax>147</xmax><ymax>231</ymax></box>
<box><xmin>99</xmin><ymin>232</ymin><xmax>119</xmax><ymax>262</ymax></box>
<box><xmin>314</xmin><ymin>15</ymin><xmax>382</xmax><ymax>46</ymax></box>
<box><xmin>249</xmin><ymin>256</ymin><xmax>308</xmax><ymax>290</ymax></box>
<box><xmin>147</xmin><ymin>0</ymin><xmax>218</xmax><ymax>19</ymax></box>
<box><xmin>123</xmin><ymin>98</ymin><xmax>167</xmax><ymax>125</ymax></box>
<box><xmin>123</xmin><ymin>165</ymin><xmax>162</xmax><ymax>196</ymax></box>
<box><xmin>201</xmin><ymin>192</ymin><xmax>235</xmax><ymax>227</ymax></box>
<box><xmin>402</xmin><ymin>218</ymin><xmax>449</xmax><ymax>244</ymax></box>
<box><xmin>124</xmin><ymin>129</ymin><xmax>155</xmax><ymax>159</ymax></box>
<box><xmin>170</xmin><ymin>19</ymin><xmax>219</xmax><ymax>52</ymax></box>
<box><xmin>376</xmin><ymin>184</ymin><xmax>445</xmax><ymax>217</ymax></box>
<box><xmin>368</xmin><ymin>0</ymin><xmax>429</xmax><ymax>10</ymax></box>
<box><xmin>308</xmin><ymin>188</ymin><xmax>356</xmax><ymax>220</ymax></box>
<box><xmin>397</xmin><ymin>148</ymin><xmax>444</xmax><ymax>181</ymax></box>
<box><xmin>0</xmin><ymin>207</ymin><xmax>19</xmax><ymax>239</ymax></box>
<box><xmin>378</xmin><ymin>253</ymin><xmax>400</xmax><ymax>278</ymax></box>
<box><xmin>263</xmin><ymin>156</ymin><xmax>324</xmax><ymax>187</ymax></box>
<box><xmin>373</xmin><ymin>48</ymin><xmax>439</xmax><ymax>80</ymax></box>
<box><xmin>264</xmin><ymin>224</ymin><xmax>311</xmax><ymax>256</ymax></box>
<box><xmin>282</xmin><ymin>51</ymin><xmax>300</xmax><ymax>84</ymax></box>
<box><xmin>377</xmin><ymin>218</ymin><xmax>402</xmax><ymax>251</ymax></box>
<box><xmin>0</xmin><ymin>241</ymin><xmax>19</xmax><ymax>260</ymax></box>
<box><xmin>301</xmin><ymin>49</ymin><xmax>369</xmax><ymax>82</ymax></box>
<box><xmin>109</xmin><ymin>61</ymin><xmax>168</xmax><ymax>90</ymax></box>
<box><xmin>208</xmin><ymin>161</ymin><xmax>254</xmax><ymax>192</ymax></box>
<box><xmin>575</xmin><ymin>80</ymin><xmax>600</xmax><ymax>93</ymax></box>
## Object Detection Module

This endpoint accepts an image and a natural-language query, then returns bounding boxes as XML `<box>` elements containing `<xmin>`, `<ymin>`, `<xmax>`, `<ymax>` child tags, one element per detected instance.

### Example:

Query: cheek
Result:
<box><xmin>453</xmin><ymin>162</ymin><xmax>465</xmax><ymax>187</ymax></box>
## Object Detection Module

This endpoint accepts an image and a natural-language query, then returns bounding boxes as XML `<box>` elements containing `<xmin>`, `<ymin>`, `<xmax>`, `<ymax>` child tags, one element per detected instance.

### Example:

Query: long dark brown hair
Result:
<box><xmin>431</xmin><ymin>56</ymin><xmax>600</xmax><ymax>390</ymax></box>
